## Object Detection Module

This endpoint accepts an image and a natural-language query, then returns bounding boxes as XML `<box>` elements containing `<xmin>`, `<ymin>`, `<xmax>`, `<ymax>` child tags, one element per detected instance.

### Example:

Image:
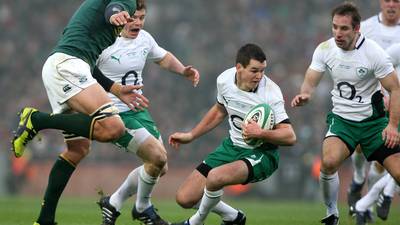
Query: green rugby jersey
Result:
<box><xmin>53</xmin><ymin>0</ymin><xmax>137</xmax><ymax>68</ymax></box>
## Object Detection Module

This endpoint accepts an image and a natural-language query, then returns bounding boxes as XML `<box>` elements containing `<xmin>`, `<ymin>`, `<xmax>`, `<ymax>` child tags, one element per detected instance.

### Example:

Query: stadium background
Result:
<box><xmin>0</xmin><ymin>0</ymin><xmax>397</xmax><ymax>206</ymax></box>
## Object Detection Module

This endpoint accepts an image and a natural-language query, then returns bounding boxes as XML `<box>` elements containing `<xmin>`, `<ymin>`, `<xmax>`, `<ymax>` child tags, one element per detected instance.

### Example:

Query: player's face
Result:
<box><xmin>332</xmin><ymin>14</ymin><xmax>360</xmax><ymax>50</ymax></box>
<box><xmin>380</xmin><ymin>0</ymin><xmax>400</xmax><ymax>25</ymax></box>
<box><xmin>122</xmin><ymin>9</ymin><xmax>146</xmax><ymax>39</ymax></box>
<box><xmin>236</xmin><ymin>59</ymin><xmax>266</xmax><ymax>92</ymax></box>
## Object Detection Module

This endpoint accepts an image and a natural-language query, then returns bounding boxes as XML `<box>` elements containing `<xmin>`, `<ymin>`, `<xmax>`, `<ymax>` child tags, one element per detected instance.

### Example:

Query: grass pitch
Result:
<box><xmin>0</xmin><ymin>196</ymin><xmax>399</xmax><ymax>225</ymax></box>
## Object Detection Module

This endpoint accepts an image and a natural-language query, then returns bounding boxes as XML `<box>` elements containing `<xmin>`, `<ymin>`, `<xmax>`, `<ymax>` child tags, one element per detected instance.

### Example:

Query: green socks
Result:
<box><xmin>36</xmin><ymin>156</ymin><xmax>75</xmax><ymax>224</ymax></box>
<box><xmin>31</xmin><ymin>111</ymin><xmax>92</xmax><ymax>138</ymax></box>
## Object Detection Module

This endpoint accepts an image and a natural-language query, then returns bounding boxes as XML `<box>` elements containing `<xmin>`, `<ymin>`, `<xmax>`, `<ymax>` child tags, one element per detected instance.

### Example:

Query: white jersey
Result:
<box><xmin>97</xmin><ymin>30</ymin><xmax>167</xmax><ymax>112</ymax></box>
<box><xmin>310</xmin><ymin>35</ymin><xmax>394</xmax><ymax>121</ymax></box>
<box><xmin>386</xmin><ymin>43</ymin><xmax>400</xmax><ymax>74</ymax></box>
<box><xmin>216</xmin><ymin>67</ymin><xmax>289</xmax><ymax>149</ymax></box>
<box><xmin>361</xmin><ymin>13</ymin><xmax>400</xmax><ymax>50</ymax></box>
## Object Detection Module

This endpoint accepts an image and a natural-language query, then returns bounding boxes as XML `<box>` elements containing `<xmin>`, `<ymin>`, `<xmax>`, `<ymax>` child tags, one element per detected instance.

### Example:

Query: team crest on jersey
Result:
<box><xmin>356</xmin><ymin>67</ymin><xmax>368</xmax><ymax>78</ymax></box>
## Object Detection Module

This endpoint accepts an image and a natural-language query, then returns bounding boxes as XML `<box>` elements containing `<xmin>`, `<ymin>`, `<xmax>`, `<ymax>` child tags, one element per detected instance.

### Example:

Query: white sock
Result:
<box><xmin>356</xmin><ymin>173</ymin><xmax>391</xmax><ymax>212</ymax></box>
<box><xmin>368</xmin><ymin>163</ymin><xmax>386</xmax><ymax>188</ymax></box>
<box><xmin>189</xmin><ymin>188</ymin><xmax>223</xmax><ymax>225</ymax></box>
<box><xmin>383</xmin><ymin>176</ymin><xmax>396</xmax><ymax>198</ymax></box>
<box><xmin>191</xmin><ymin>200</ymin><xmax>238</xmax><ymax>221</ymax></box>
<box><xmin>351</xmin><ymin>151</ymin><xmax>366</xmax><ymax>184</ymax></box>
<box><xmin>109</xmin><ymin>165</ymin><xmax>142</xmax><ymax>211</ymax></box>
<box><xmin>135</xmin><ymin>166</ymin><xmax>159</xmax><ymax>212</ymax></box>
<box><xmin>320</xmin><ymin>171</ymin><xmax>339</xmax><ymax>216</ymax></box>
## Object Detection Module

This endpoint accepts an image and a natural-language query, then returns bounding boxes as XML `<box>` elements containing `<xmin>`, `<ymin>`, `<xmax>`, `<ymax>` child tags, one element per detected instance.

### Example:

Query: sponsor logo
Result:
<box><xmin>246</xmin><ymin>155</ymin><xmax>264</xmax><ymax>166</ymax></box>
<box><xmin>63</xmin><ymin>84</ymin><xmax>72</xmax><ymax>93</ymax></box>
<box><xmin>111</xmin><ymin>55</ymin><xmax>121</xmax><ymax>64</ymax></box>
<box><xmin>78</xmin><ymin>76</ymin><xmax>87</xmax><ymax>83</ymax></box>
<box><xmin>356</xmin><ymin>67</ymin><xmax>368</xmax><ymax>78</ymax></box>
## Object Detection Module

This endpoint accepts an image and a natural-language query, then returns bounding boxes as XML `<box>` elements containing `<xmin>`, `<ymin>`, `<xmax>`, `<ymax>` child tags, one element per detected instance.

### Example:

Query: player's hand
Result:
<box><xmin>382</xmin><ymin>124</ymin><xmax>400</xmax><ymax>149</ymax></box>
<box><xmin>183</xmin><ymin>66</ymin><xmax>200</xmax><ymax>87</ymax></box>
<box><xmin>110</xmin><ymin>11</ymin><xmax>133</xmax><ymax>26</ymax></box>
<box><xmin>118</xmin><ymin>85</ymin><xmax>149</xmax><ymax>111</ymax></box>
<box><xmin>241</xmin><ymin>120</ymin><xmax>263</xmax><ymax>140</ymax></box>
<box><xmin>291</xmin><ymin>94</ymin><xmax>311</xmax><ymax>107</ymax></box>
<box><xmin>168</xmin><ymin>132</ymin><xmax>194</xmax><ymax>149</ymax></box>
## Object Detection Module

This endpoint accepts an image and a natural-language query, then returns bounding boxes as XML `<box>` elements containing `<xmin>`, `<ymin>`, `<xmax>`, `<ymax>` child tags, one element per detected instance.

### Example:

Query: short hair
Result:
<box><xmin>137</xmin><ymin>0</ymin><xmax>146</xmax><ymax>10</ymax></box>
<box><xmin>331</xmin><ymin>2</ymin><xmax>361</xmax><ymax>28</ymax></box>
<box><xmin>236</xmin><ymin>43</ymin><xmax>266</xmax><ymax>68</ymax></box>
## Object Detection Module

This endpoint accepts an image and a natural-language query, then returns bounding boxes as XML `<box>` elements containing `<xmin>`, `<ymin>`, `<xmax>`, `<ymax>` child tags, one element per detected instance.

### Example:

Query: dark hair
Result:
<box><xmin>331</xmin><ymin>2</ymin><xmax>361</xmax><ymax>28</ymax></box>
<box><xmin>236</xmin><ymin>43</ymin><xmax>266</xmax><ymax>68</ymax></box>
<box><xmin>137</xmin><ymin>0</ymin><xmax>146</xmax><ymax>10</ymax></box>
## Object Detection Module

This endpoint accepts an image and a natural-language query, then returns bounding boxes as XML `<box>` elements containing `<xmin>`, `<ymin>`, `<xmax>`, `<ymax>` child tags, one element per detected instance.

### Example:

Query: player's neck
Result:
<box><xmin>348</xmin><ymin>33</ymin><xmax>361</xmax><ymax>51</ymax></box>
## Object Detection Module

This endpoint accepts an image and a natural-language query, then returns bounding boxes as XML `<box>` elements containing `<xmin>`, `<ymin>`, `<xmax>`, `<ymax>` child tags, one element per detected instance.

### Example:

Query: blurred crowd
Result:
<box><xmin>0</xmin><ymin>0</ymin><xmax>381</xmax><ymax>195</ymax></box>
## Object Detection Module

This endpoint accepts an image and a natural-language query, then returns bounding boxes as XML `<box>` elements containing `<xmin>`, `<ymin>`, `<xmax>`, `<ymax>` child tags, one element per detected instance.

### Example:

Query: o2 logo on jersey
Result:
<box><xmin>337</xmin><ymin>81</ymin><xmax>363</xmax><ymax>103</ymax></box>
<box><xmin>356</xmin><ymin>67</ymin><xmax>368</xmax><ymax>79</ymax></box>
<box><xmin>230</xmin><ymin>115</ymin><xmax>244</xmax><ymax>131</ymax></box>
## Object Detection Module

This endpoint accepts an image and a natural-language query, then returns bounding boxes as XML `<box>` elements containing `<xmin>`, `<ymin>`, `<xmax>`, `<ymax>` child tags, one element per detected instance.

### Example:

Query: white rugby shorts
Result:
<box><xmin>42</xmin><ymin>52</ymin><xmax>97</xmax><ymax>113</ymax></box>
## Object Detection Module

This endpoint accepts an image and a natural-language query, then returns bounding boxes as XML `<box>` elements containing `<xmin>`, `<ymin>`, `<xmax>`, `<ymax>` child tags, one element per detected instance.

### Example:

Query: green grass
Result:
<box><xmin>0</xmin><ymin>196</ymin><xmax>399</xmax><ymax>225</ymax></box>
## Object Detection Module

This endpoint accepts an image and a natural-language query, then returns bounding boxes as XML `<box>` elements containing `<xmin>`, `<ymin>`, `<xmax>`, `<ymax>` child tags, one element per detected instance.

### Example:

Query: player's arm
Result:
<box><xmin>291</xmin><ymin>68</ymin><xmax>323</xmax><ymax>107</ymax></box>
<box><xmin>379</xmin><ymin>71</ymin><xmax>400</xmax><ymax>148</ymax></box>
<box><xmin>156</xmin><ymin>52</ymin><xmax>200</xmax><ymax>87</ymax></box>
<box><xmin>169</xmin><ymin>103</ymin><xmax>227</xmax><ymax>149</ymax></box>
<box><xmin>92</xmin><ymin>66</ymin><xmax>149</xmax><ymax>111</ymax></box>
<box><xmin>243</xmin><ymin>120</ymin><xmax>296</xmax><ymax>146</ymax></box>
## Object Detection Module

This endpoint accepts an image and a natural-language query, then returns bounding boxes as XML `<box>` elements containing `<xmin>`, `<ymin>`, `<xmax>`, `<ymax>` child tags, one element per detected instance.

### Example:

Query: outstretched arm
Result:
<box><xmin>291</xmin><ymin>68</ymin><xmax>323</xmax><ymax>107</ymax></box>
<box><xmin>169</xmin><ymin>103</ymin><xmax>227</xmax><ymax>149</ymax></box>
<box><xmin>156</xmin><ymin>52</ymin><xmax>200</xmax><ymax>87</ymax></box>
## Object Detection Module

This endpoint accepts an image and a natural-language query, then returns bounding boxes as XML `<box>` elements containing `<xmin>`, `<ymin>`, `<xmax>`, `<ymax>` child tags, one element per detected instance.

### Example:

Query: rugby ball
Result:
<box><xmin>243</xmin><ymin>103</ymin><xmax>275</xmax><ymax>147</ymax></box>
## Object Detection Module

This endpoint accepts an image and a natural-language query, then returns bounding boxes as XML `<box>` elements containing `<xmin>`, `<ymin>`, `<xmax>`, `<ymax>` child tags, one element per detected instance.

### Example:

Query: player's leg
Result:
<box><xmin>131</xmin><ymin>136</ymin><xmax>169</xmax><ymax>225</ymax></box>
<box><xmin>12</xmin><ymin>53</ymin><xmax>124</xmax><ymax>157</ymax></box>
<box><xmin>98</xmin><ymin>111</ymin><xmax>169</xmax><ymax>225</ymax></box>
<box><xmin>183</xmin><ymin>160</ymin><xmax>248</xmax><ymax>225</ymax></box>
<box><xmin>368</xmin><ymin>161</ymin><xmax>386</xmax><ymax>188</ymax></box>
<box><xmin>320</xmin><ymin>137</ymin><xmax>351</xmax><ymax>225</ymax></box>
<box><xmin>348</xmin><ymin>145</ymin><xmax>366</xmax><ymax>212</ymax></box>
<box><xmin>35</xmin><ymin>138</ymin><xmax>90</xmax><ymax>225</ymax></box>
<box><xmin>355</xmin><ymin>173</ymin><xmax>390</xmax><ymax>213</ymax></box>
<box><xmin>376</xmin><ymin>176</ymin><xmax>395</xmax><ymax>220</ymax></box>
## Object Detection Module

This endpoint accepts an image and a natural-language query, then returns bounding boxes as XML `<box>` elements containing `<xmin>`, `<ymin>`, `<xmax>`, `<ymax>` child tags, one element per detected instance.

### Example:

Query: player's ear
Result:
<box><xmin>354</xmin><ymin>24</ymin><xmax>360</xmax><ymax>32</ymax></box>
<box><xmin>236</xmin><ymin>63</ymin><xmax>243</xmax><ymax>71</ymax></box>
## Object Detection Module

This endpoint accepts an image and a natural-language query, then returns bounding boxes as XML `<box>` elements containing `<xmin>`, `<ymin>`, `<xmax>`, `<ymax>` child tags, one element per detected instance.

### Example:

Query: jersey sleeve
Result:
<box><xmin>371</xmin><ymin>43</ymin><xmax>394</xmax><ymax>79</ymax></box>
<box><xmin>145</xmin><ymin>32</ymin><xmax>168</xmax><ymax>62</ymax></box>
<box><xmin>386</xmin><ymin>44</ymin><xmax>400</xmax><ymax>67</ymax></box>
<box><xmin>309</xmin><ymin>42</ymin><xmax>327</xmax><ymax>73</ymax></box>
<box><xmin>267</xmin><ymin>82</ymin><xmax>289</xmax><ymax>124</ymax></box>
<box><xmin>216</xmin><ymin>75</ymin><xmax>224</xmax><ymax>105</ymax></box>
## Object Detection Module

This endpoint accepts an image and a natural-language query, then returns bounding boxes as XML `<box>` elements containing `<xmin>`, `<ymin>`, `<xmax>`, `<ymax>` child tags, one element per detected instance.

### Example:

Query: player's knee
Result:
<box><xmin>160</xmin><ymin>163</ymin><xmax>168</xmax><ymax>177</ymax></box>
<box><xmin>321</xmin><ymin>157</ymin><xmax>339</xmax><ymax>174</ymax></box>
<box><xmin>206</xmin><ymin>169</ymin><xmax>224</xmax><ymax>190</ymax></box>
<box><xmin>176</xmin><ymin>192</ymin><xmax>196</xmax><ymax>209</ymax></box>
<box><xmin>95</xmin><ymin>117</ymin><xmax>125</xmax><ymax>142</ymax></box>
<box><xmin>146</xmin><ymin>142</ymin><xmax>168</xmax><ymax>169</ymax></box>
<box><xmin>91</xmin><ymin>103</ymin><xmax>125</xmax><ymax>141</ymax></box>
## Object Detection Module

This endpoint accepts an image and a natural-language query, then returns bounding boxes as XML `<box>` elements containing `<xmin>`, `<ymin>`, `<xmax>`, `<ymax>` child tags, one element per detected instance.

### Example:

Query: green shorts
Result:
<box><xmin>114</xmin><ymin>109</ymin><xmax>160</xmax><ymax>150</ymax></box>
<box><xmin>203</xmin><ymin>137</ymin><xmax>279</xmax><ymax>183</ymax></box>
<box><xmin>326</xmin><ymin>112</ymin><xmax>388</xmax><ymax>158</ymax></box>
